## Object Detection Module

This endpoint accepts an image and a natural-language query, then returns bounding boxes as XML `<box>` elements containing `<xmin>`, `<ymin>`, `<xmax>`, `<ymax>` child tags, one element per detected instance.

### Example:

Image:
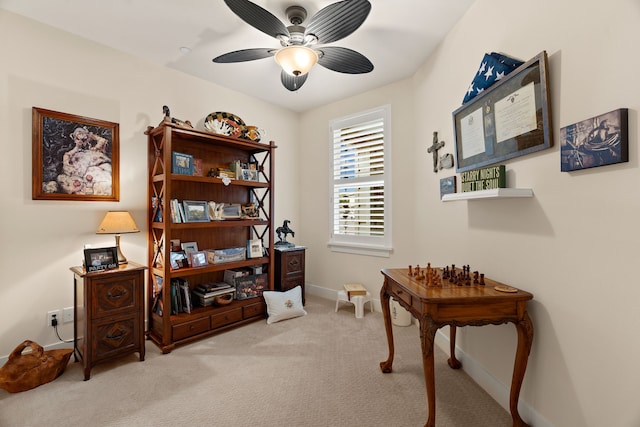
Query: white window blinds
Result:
<box><xmin>329</xmin><ymin>106</ymin><xmax>391</xmax><ymax>257</ymax></box>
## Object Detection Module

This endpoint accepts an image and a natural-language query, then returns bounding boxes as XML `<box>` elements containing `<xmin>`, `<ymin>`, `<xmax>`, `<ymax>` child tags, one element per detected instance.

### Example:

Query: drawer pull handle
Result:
<box><xmin>107</xmin><ymin>290</ymin><xmax>127</xmax><ymax>299</ymax></box>
<box><xmin>106</xmin><ymin>331</ymin><xmax>126</xmax><ymax>341</ymax></box>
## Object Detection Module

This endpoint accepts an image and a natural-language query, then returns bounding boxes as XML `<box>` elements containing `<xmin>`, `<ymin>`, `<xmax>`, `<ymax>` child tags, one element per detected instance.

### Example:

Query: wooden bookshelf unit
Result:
<box><xmin>145</xmin><ymin>119</ymin><xmax>275</xmax><ymax>353</ymax></box>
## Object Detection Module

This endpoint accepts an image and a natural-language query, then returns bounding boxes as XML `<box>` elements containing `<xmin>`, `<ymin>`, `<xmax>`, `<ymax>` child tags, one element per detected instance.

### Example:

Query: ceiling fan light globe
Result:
<box><xmin>275</xmin><ymin>46</ymin><xmax>318</xmax><ymax>77</ymax></box>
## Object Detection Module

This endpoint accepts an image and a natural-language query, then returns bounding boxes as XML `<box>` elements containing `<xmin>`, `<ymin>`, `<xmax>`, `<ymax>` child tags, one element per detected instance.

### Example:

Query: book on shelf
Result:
<box><xmin>151</xmin><ymin>197</ymin><xmax>163</xmax><ymax>222</ymax></box>
<box><xmin>195</xmin><ymin>281</ymin><xmax>231</xmax><ymax>294</ymax></box>
<box><xmin>343</xmin><ymin>283</ymin><xmax>367</xmax><ymax>300</ymax></box>
<box><xmin>179</xmin><ymin>280</ymin><xmax>192</xmax><ymax>314</ymax></box>
<box><xmin>169</xmin><ymin>199</ymin><xmax>181</xmax><ymax>223</ymax></box>
<box><xmin>153</xmin><ymin>274</ymin><xmax>164</xmax><ymax>293</ymax></box>
<box><xmin>177</xmin><ymin>202</ymin><xmax>187</xmax><ymax>223</ymax></box>
<box><xmin>152</xmin><ymin>275</ymin><xmax>164</xmax><ymax>316</ymax></box>
<box><xmin>170</xmin><ymin>281</ymin><xmax>179</xmax><ymax>315</ymax></box>
<box><xmin>193</xmin><ymin>286</ymin><xmax>235</xmax><ymax>299</ymax></box>
<box><xmin>170</xmin><ymin>278</ymin><xmax>192</xmax><ymax>314</ymax></box>
<box><xmin>193</xmin><ymin>158</ymin><xmax>203</xmax><ymax>176</ymax></box>
<box><xmin>152</xmin><ymin>291</ymin><xmax>163</xmax><ymax>316</ymax></box>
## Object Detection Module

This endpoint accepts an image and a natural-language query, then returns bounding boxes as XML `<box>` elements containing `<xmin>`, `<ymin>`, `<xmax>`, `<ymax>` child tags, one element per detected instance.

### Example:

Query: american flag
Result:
<box><xmin>462</xmin><ymin>52</ymin><xmax>523</xmax><ymax>104</ymax></box>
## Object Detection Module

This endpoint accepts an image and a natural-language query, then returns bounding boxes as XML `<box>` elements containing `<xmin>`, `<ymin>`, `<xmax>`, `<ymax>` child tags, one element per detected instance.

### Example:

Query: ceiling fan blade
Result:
<box><xmin>317</xmin><ymin>46</ymin><xmax>373</xmax><ymax>74</ymax></box>
<box><xmin>224</xmin><ymin>0</ymin><xmax>289</xmax><ymax>39</ymax></box>
<box><xmin>306</xmin><ymin>0</ymin><xmax>371</xmax><ymax>44</ymax></box>
<box><xmin>213</xmin><ymin>48</ymin><xmax>275</xmax><ymax>63</ymax></box>
<box><xmin>281</xmin><ymin>70</ymin><xmax>308</xmax><ymax>91</ymax></box>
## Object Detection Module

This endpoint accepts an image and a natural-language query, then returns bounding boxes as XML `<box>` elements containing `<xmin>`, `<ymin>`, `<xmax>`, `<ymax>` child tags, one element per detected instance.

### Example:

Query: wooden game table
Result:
<box><xmin>379</xmin><ymin>267</ymin><xmax>534</xmax><ymax>427</ymax></box>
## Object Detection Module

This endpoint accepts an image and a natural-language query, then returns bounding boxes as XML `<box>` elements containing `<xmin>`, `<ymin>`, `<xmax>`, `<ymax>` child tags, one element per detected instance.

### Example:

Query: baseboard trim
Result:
<box><xmin>434</xmin><ymin>331</ymin><xmax>553</xmax><ymax>427</ymax></box>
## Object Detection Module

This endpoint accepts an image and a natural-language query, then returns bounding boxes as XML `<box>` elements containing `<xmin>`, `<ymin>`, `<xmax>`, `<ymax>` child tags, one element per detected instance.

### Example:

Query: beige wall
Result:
<box><xmin>3</xmin><ymin>0</ymin><xmax>640</xmax><ymax>425</ymax></box>
<box><xmin>0</xmin><ymin>10</ymin><xmax>300</xmax><ymax>357</ymax></box>
<box><xmin>300</xmin><ymin>0</ymin><xmax>640</xmax><ymax>426</ymax></box>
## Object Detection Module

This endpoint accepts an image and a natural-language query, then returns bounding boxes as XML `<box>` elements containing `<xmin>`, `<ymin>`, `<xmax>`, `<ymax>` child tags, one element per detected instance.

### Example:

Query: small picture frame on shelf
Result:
<box><xmin>241</xmin><ymin>202</ymin><xmax>259</xmax><ymax>218</ymax></box>
<box><xmin>222</xmin><ymin>204</ymin><xmax>242</xmax><ymax>219</ymax></box>
<box><xmin>247</xmin><ymin>239</ymin><xmax>263</xmax><ymax>258</ymax></box>
<box><xmin>182</xmin><ymin>200</ymin><xmax>210</xmax><ymax>222</ymax></box>
<box><xmin>170</xmin><ymin>239</ymin><xmax>181</xmax><ymax>251</ymax></box>
<box><xmin>170</xmin><ymin>251</ymin><xmax>189</xmax><ymax>270</ymax></box>
<box><xmin>440</xmin><ymin>176</ymin><xmax>457</xmax><ymax>199</ymax></box>
<box><xmin>84</xmin><ymin>247</ymin><xmax>119</xmax><ymax>273</ymax></box>
<box><xmin>181</xmin><ymin>241</ymin><xmax>198</xmax><ymax>253</ymax></box>
<box><xmin>181</xmin><ymin>241</ymin><xmax>198</xmax><ymax>266</ymax></box>
<box><xmin>172</xmin><ymin>151</ymin><xmax>194</xmax><ymax>175</ymax></box>
<box><xmin>190</xmin><ymin>250</ymin><xmax>208</xmax><ymax>267</ymax></box>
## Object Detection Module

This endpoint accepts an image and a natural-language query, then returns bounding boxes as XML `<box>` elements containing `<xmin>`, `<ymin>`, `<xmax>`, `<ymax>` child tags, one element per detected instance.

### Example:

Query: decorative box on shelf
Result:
<box><xmin>224</xmin><ymin>269</ymin><xmax>268</xmax><ymax>300</ymax></box>
<box><xmin>206</xmin><ymin>247</ymin><xmax>246</xmax><ymax>264</ymax></box>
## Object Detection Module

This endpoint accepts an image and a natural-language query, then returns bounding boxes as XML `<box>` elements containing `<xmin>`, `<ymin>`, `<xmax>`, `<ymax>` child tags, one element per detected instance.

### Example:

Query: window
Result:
<box><xmin>328</xmin><ymin>105</ymin><xmax>391</xmax><ymax>257</ymax></box>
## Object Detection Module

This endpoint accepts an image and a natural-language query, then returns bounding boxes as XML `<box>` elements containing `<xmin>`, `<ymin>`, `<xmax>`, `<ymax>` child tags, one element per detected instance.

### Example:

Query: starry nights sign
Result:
<box><xmin>460</xmin><ymin>165</ymin><xmax>506</xmax><ymax>192</ymax></box>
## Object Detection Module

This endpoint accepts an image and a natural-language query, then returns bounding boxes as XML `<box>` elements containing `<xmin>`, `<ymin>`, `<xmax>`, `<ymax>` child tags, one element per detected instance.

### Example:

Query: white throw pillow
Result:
<box><xmin>263</xmin><ymin>286</ymin><xmax>307</xmax><ymax>324</ymax></box>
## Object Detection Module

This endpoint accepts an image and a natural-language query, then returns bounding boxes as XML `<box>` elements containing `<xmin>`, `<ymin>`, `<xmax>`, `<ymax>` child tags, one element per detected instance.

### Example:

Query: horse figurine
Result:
<box><xmin>275</xmin><ymin>220</ymin><xmax>295</xmax><ymax>247</ymax></box>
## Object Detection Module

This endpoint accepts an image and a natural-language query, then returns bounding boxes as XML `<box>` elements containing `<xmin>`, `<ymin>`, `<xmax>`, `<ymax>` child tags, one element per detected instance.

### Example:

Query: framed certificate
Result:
<box><xmin>452</xmin><ymin>51</ymin><xmax>553</xmax><ymax>172</ymax></box>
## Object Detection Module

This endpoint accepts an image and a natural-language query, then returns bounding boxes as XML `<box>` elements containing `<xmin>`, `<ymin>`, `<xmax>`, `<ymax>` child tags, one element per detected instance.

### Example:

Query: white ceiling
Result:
<box><xmin>1</xmin><ymin>0</ymin><xmax>475</xmax><ymax>112</ymax></box>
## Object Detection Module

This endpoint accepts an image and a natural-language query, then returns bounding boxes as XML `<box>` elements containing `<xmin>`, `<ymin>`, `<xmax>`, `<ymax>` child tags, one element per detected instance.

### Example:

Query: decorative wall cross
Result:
<box><xmin>427</xmin><ymin>131</ymin><xmax>445</xmax><ymax>172</ymax></box>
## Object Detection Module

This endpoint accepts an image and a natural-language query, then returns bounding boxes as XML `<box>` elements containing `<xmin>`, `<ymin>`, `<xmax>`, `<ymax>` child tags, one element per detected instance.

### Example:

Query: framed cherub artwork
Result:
<box><xmin>32</xmin><ymin>107</ymin><xmax>119</xmax><ymax>201</ymax></box>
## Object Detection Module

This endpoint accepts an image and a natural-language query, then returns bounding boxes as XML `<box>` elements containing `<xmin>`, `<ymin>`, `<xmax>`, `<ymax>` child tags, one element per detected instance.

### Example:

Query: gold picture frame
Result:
<box><xmin>32</xmin><ymin>107</ymin><xmax>119</xmax><ymax>201</ymax></box>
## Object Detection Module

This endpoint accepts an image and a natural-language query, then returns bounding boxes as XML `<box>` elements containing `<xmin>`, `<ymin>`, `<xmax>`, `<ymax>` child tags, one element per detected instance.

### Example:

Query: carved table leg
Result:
<box><xmin>510</xmin><ymin>311</ymin><xmax>534</xmax><ymax>427</ymax></box>
<box><xmin>379</xmin><ymin>280</ymin><xmax>395</xmax><ymax>373</ymax></box>
<box><xmin>420</xmin><ymin>317</ymin><xmax>439</xmax><ymax>427</ymax></box>
<box><xmin>447</xmin><ymin>325</ymin><xmax>462</xmax><ymax>369</ymax></box>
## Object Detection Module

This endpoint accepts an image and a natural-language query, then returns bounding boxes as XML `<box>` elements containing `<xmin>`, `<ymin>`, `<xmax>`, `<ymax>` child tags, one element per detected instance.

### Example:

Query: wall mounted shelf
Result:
<box><xmin>442</xmin><ymin>188</ymin><xmax>533</xmax><ymax>201</ymax></box>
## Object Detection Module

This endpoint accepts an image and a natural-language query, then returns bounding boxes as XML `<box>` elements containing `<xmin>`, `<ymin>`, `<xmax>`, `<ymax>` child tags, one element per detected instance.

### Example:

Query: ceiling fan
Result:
<box><xmin>213</xmin><ymin>0</ymin><xmax>374</xmax><ymax>91</ymax></box>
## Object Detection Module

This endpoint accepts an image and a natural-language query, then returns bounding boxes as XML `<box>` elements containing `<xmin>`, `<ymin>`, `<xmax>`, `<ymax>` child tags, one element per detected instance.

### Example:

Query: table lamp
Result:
<box><xmin>96</xmin><ymin>211</ymin><xmax>140</xmax><ymax>264</ymax></box>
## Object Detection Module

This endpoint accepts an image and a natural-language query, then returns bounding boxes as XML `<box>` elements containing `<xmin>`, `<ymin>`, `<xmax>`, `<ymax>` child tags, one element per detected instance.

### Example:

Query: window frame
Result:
<box><xmin>327</xmin><ymin>105</ymin><xmax>392</xmax><ymax>257</ymax></box>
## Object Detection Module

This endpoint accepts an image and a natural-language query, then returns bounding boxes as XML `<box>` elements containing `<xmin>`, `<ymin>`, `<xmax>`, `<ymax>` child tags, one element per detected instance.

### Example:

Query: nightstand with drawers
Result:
<box><xmin>71</xmin><ymin>262</ymin><xmax>147</xmax><ymax>380</ymax></box>
<box><xmin>274</xmin><ymin>246</ymin><xmax>306</xmax><ymax>305</ymax></box>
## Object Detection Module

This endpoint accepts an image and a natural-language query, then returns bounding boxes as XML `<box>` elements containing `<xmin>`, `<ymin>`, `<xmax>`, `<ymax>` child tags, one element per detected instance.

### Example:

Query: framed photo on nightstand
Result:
<box><xmin>84</xmin><ymin>247</ymin><xmax>118</xmax><ymax>272</ymax></box>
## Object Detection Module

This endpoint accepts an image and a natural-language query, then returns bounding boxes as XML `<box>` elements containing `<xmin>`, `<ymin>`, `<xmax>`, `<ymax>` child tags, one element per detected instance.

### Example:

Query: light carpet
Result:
<box><xmin>0</xmin><ymin>295</ymin><xmax>512</xmax><ymax>426</ymax></box>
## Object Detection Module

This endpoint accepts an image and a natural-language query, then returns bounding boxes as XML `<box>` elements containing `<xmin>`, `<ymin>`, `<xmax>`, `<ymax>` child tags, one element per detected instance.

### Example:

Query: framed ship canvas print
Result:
<box><xmin>32</xmin><ymin>107</ymin><xmax>119</xmax><ymax>201</ymax></box>
<box><xmin>560</xmin><ymin>108</ymin><xmax>628</xmax><ymax>171</ymax></box>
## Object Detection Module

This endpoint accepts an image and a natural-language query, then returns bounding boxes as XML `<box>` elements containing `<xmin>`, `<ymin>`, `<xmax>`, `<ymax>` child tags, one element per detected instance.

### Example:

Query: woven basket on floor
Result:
<box><xmin>0</xmin><ymin>340</ymin><xmax>73</xmax><ymax>393</ymax></box>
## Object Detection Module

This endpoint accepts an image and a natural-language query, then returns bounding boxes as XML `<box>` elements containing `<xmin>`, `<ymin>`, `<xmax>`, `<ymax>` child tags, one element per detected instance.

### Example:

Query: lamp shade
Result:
<box><xmin>96</xmin><ymin>211</ymin><xmax>140</xmax><ymax>234</ymax></box>
<box><xmin>274</xmin><ymin>46</ymin><xmax>318</xmax><ymax>76</ymax></box>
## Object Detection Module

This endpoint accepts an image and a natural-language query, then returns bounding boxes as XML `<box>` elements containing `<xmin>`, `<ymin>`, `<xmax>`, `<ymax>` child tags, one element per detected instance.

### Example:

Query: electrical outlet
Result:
<box><xmin>62</xmin><ymin>307</ymin><xmax>74</xmax><ymax>324</ymax></box>
<box><xmin>47</xmin><ymin>310</ymin><xmax>61</xmax><ymax>328</ymax></box>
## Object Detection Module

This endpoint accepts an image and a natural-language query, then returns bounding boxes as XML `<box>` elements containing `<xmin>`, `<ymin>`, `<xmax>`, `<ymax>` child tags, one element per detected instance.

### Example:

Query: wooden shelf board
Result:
<box><xmin>441</xmin><ymin>188</ymin><xmax>533</xmax><ymax>201</ymax></box>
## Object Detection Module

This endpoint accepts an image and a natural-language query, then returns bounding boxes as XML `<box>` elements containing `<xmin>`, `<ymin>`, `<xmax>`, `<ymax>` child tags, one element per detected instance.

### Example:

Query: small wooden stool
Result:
<box><xmin>335</xmin><ymin>290</ymin><xmax>373</xmax><ymax>319</ymax></box>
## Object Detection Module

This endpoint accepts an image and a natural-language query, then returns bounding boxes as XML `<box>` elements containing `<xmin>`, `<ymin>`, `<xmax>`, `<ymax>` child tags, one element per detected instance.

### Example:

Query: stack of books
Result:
<box><xmin>170</xmin><ymin>278</ymin><xmax>193</xmax><ymax>314</ymax></box>
<box><xmin>192</xmin><ymin>282</ymin><xmax>235</xmax><ymax>307</ymax></box>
